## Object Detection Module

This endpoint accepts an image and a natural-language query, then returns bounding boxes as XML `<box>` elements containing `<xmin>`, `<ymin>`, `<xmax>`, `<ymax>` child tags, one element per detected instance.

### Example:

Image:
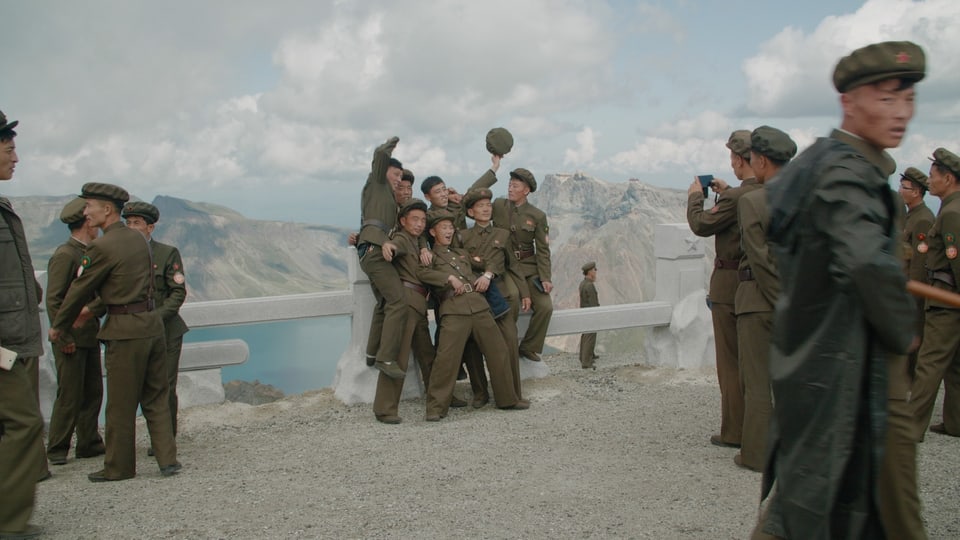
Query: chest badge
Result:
<box><xmin>917</xmin><ymin>242</ymin><xmax>928</xmax><ymax>254</ymax></box>
<box><xmin>948</xmin><ymin>246</ymin><xmax>958</xmax><ymax>260</ymax></box>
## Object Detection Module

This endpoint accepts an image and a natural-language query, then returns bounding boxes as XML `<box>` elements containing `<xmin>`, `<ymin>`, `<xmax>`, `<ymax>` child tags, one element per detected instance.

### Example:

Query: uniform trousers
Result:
<box><xmin>372</xmin><ymin>303</ymin><xmax>435</xmax><ymax>418</ymax></box>
<box><xmin>46</xmin><ymin>344</ymin><xmax>103</xmax><ymax>459</ymax></box>
<box><xmin>466</xmin><ymin>277</ymin><xmax>523</xmax><ymax>401</ymax></box>
<box><xmin>737</xmin><ymin>311</ymin><xmax>772</xmax><ymax>469</ymax></box>
<box><xmin>879</xmin><ymin>392</ymin><xmax>926</xmax><ymax>540</ymax></box>
<box><xmin>712</xmin><ymin>301</ymin><xmax>743</xmax><ymax>444</ymax></box>
<box><xmin>360</xmin><ymin>247</ymin><xmax>409</xmax><ymax>366</ymax></box>
<box><xmin>911</xmin><ymin>307</ymin><xmax>960</xmax><ymax>436</ymax></box>
<box><xmin>23</xmin><ymin>357</ymin><xmax>49</xmax><ymax>480</ymax></box>
<box><xmin>426</xmin><ymin>310</ymin><xmax>518</xmax><ymax>418</ymax></box>
<box><xmin>102</xmin><ymin>336</ymin><xmax>177</xmax><ymax>479</ymax></box>
<box><xmin>907</xmin><ymin>296</ymin><xmax>926</xmax><ymax>377</ymax></box>
<box><xmin>519</xmin><ymin>275</ymin><xmax>553</xmax><ymax>355</ymax></box>
<box><xmin>164</xmin><ymin>334</ymin><xmax>184</xmax><ymax>436</ymax></box>
<box><xmin>579</xmin><ymin>333</ymin><xmax>597</xmax><ymax>368</ymax></box>
<box><xmin>0</xmin><ymin>358</ymin><xmax>44</xmax><ymax>534</ymax></box>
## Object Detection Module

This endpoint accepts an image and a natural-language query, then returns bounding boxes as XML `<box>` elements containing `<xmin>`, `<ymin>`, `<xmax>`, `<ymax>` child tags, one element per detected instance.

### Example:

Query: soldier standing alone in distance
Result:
<box><xmin>578</xmin><ymin>262</ymin><xmax>599</xmax><ymax>370</ymax></box>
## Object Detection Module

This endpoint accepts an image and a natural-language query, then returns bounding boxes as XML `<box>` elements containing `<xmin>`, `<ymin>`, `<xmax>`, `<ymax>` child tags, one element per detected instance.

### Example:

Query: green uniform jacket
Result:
<box><xmin>358</xmin><ymin>137</ymin><xmax>399</xmax><ymax>247</ymax></box>
<box><xmin>459</xmin><ymin>224</ymin><xmax>530</xmax><ymax>299</ymax></box>
<box><xmin>687</xmin><ymin>179</ymin><xmax>760</xmax><ymax>304</ymax></box>
<box><xmin>428</xmin><ymin>246</ymin><xmax>491</xmax><ymax>317</ymax></box>
<box><xmin>735</xmin><ymin>186</ymin><xmax>778</xmax><ymax>314</ymax></box>
<box><xmin>0</xmin><ymin>197</ymin><xmax>43</xmax><ymax>356</ymax></box>
<box><xmin>149</xmin><ymin>239</ymin><xmax>188</xmax><ymax>340</ymax></box>
<box><xmin>902</xmin><ymin>202</ymin><xmax>935</xmax><ymax>283</ymax></box>
<box><xmin>763</xmin><ymin>130</ymin><xmax>916</xmax><ymax>539</ymax></box>
<box><xmin>52</xmin><ymin>221</ymin><xmax>164</xmax><ymax>340</ymax></box>
<box><xmin>924</xmin><ymin>191</ymin><xmax>960</xmax><ymax>308</ymax></box>
<box><xmin>390</xmin><ymin>230</ymin><xmax>450</xmax><ymax>314</ymax></box>
<box><xmin>46</xmin><ymin>237</ymin><xmax>102</xmax><ymax>348</ymax></box>
<box><xmin>579</xmin><ymin>279</ymin><xmax>598</xmax><ymax>308</ymax></box>
<box><xmin>471</xmin><ymin>170</ymin><xmax>552</xmax><ymax>281</ymax></box>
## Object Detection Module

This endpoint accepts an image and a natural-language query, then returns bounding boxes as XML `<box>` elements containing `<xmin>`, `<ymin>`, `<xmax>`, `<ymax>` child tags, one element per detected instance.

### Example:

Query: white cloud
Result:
<box><xmin>564</xmin><ymin>127</ymin><xmax>598</xmax><ymax>166</ymax></box>
<box><xmin>743</xmin><ymin>0</ymin><xmax>960</xmax><ymax>118</ymax></box>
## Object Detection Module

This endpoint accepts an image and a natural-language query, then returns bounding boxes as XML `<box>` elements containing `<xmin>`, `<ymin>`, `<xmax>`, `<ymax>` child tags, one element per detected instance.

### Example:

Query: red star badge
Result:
<box><xmin>895</xmin><ymin>51</ymin><xmax>910</xmax><ymax>64</ymax></box>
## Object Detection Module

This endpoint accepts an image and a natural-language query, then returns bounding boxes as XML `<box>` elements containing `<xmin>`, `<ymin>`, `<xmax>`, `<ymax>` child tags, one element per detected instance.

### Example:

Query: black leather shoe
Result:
<box><xmin>520</xmin><ymin>350</ymin><xmax>541</xmax><ymax>362</ymax></box>
<box><xmin>0</xmin><ymin>523</ymin><xmax>43</xmax><ymax>539</ymax></box>
<box><xmin>159</xmin><ymin>462</ymin><xmax>183</xmax><ymax>477</ymax></box>
<box><xmin>710</xmin><ymin>435</ymin><xmax>741</xmax><ymax>448</ymax></box>
<box><xmin>472</xmin><ymin>395</ymin><xmax>489</xmax><ymax>409</ymax></box>
<box><xmin>36</xmin><ymin>471</ymin><xmax>52</xmax><ymax>483</ymax></box>
<box><xmin>374</xmin><ymin>360</ymin><xmax>405</xmax><ymax>379</ymax></box>
<box><xmin>376</xmin><ymin>415</ymin><xmax>402</xmax><ymax>424</ymax></box>
<box><xmin>449</xmin><ymin>396</ymin><xmax>468</xmax><ymax>408</ymax></box>
<box><xmin>48</xmin><ymin>455</ymin><xmax>67</xmax><ymax>466</ymax></box>
<box><xmin>88</xmin><ymin>470</ymin><xmax>124</xmax><ymax>483</ymax></box>
<box><xmin>365</xmin><ymin>354</ymin><xmax>376</xmax><ymax>367</ymax></box>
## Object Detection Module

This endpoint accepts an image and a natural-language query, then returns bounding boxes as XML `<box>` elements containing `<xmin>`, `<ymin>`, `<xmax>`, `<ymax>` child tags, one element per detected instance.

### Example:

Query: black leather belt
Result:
<box><xmin>515</xmin><ymin>250</ymin><xmax>534</xmax><ymax>260</ymax></box>
<box><xmin>402</xmin><ymin>280</ymin><xmax>428</xmax><ymax>297</ymax></box>
<box><xmin>715</xmin><ymin>258</ymin><xmax>739</xmax><ymax>270</ymax></box>
<box><xmin>106</xmin><ymin>299</ymin><xmax>154</xmax><ymax>315</ymax></box>
<box><xmin>928</xmin><ymin>269</ymin><xmax>956</xmax><ymax>288</ymax></box>
<box><xmin>738</xmin><ymin>268</ymin><xmax>755</xmax><ymax>281</ymax></box>
<box><xmin>440</xmin><ymin>283</ymin><xmax>474</xmax><ymax>302</ymax></box>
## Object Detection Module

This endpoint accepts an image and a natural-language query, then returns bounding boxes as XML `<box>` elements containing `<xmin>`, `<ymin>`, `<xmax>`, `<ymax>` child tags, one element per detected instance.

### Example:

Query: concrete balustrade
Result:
<box><xmin>34</xmin><ymin>223</ymin><xmax>709</xmax><ymax>418</ymax></box>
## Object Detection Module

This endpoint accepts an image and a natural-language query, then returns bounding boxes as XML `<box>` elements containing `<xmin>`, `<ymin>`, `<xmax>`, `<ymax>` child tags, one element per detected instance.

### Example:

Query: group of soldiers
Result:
<box><xmin>687</xmin><ymin>40</ymin><xmax>958</xmax><ymax>539</ymax></box>
<box><xmin>355</xmin><ymin>131</ymin><xmax>563</xmax><ymax>423</ymax></box>
<box><xmin>0</xmin><ymin>111</ymin><xmax>189</xmax><ymax>538</ymax></box>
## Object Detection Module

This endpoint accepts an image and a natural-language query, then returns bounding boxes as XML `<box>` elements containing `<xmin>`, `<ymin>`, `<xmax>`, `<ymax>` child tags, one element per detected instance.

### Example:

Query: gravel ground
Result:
<box><xmin>32</xmin><ymin>353</ymin><xmax>960</xmax><ymax>539</ymax></box>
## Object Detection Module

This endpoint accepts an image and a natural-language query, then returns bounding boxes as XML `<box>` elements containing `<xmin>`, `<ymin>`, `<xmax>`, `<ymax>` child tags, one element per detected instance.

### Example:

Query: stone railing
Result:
<box><xmin>34</xmin><ymin>223</ymin><xmax>710</xmax><ymax>418</ymax></box>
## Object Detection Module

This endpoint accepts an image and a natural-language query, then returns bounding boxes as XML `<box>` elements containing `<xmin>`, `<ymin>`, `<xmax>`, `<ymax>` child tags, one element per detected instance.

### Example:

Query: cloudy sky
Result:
<box><xmin>4</xmin><ymin>0</ymin><xmax>959</xmax><ymax>226</ymax></box>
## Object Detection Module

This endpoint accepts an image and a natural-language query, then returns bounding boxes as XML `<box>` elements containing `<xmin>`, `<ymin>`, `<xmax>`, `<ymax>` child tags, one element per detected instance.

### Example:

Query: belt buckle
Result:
<box><xmin>463</xmin><ymin>283</ymin><xmax>474</xmax><ymax>293</ymax></box>
<box><xmin>514</xmin><ymin>250</ymin><xmax>521</xmax><ymax>260</ymax></box>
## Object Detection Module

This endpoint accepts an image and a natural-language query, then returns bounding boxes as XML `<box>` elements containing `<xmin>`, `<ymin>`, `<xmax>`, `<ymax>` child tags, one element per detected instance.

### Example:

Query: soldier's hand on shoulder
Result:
<box><xmin>419</xmin><ymin>247</ymin><xmax>433</xmax><ymax>266</ymax></box>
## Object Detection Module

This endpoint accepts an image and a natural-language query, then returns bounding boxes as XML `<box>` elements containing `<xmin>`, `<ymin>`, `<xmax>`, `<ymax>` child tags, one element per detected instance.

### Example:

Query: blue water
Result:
<box><xmin>183</xmin><ymin>317</ymin><xmax>350</xmax><ymax>395</ymax></box>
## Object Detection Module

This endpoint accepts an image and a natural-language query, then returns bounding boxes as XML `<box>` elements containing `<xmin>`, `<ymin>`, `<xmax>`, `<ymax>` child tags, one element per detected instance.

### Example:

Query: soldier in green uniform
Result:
<box><xmin>687</xmin><ymin>129</ymin><xmax>759</xmax><ymax>448</ymax></box>
<box><xmin>459</xmin><ymin>187</ymin><xmax>530</xmax><ymax>406</ymax></box>
<box><xmin>0</xmin><ymin>110</ymin><xmax>45</xmax><ymax>539</ymax></box>
<box><xmin>358</xmin><ymin>137</ymin><xmax>407</xmax><ymax>379</ymax></box>
<box><xmin>423</xmin><ymin>209</ymin><xmax>528</xmax><ymax>421</ymax></box>
<box><xmin>473</xmin><ymin>168</ymin><xmax>552</xmax><ymax>362</ymax></box>
<box><xmin>579</xmin><ymin>262</ymin><xmax>599</xmax><ymax>370</ymax></box>
<box><xmin>754</xmin><ymin>41</ymin><xmax>924</xmax><ymax>540</ymax></box>
<box><xmin>49</xmin><ymin>183</ymin><xmax>181</xmax><ymax>482</ymax></box>
<box><xmin>372</xmin><ymin>198</ymin><xmax>450</xmax><ymax>424</ymax></box>
<box><xmin>733</xmin><ymin>126</ymin><xmax>796</xmax><ymax>473</ymax></box>
<box><xmin>45</xmin><ymin>198</ymin><xmax>106</xmax><ymax>466</ymax></box>
<box><xmin>898</xmin><ymin>167</ymin><xmax>935</xmax><ymax>376</ymax></box>
<box><xmin>912</xmin><ymin>147</ymin><xmax>960</xmax><ymax>439</ymax></box>
<box><xmin>122</xmin><ymin>202</ymin><xmax>189</xmax><ymax>445</ymax></box>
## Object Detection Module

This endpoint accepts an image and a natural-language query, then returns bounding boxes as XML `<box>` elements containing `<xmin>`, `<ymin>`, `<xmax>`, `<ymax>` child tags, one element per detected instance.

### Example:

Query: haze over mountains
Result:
<box><xmin>9</xmin><ymin>174</ymin><xmax>700</xmax><ymax>313</ymax></box>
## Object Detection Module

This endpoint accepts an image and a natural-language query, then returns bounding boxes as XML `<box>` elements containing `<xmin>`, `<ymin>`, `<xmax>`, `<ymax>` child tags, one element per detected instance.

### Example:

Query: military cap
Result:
<box><xmin>900</xmin><ymin>166</ymin><xmax>929</xmax><ymax>190</ymax></box>
<box><xmin>486</xmin><ymin>127</ymin><xmax>514</xmax><ymax>156</ymax></box>
<box><xmin>398</xmin><ymin>197</ymin><xmax>428</xmax><ymax>217</ymax></box>
<box><xmin>930</xmin><ymin>148</ymin><xmax>960</xmax><ymax>180</ymax></box>
<box><xmin>122</xmin><ymin>201</ymin><xmax>160</xmax><ymax>224</ymax></box>
<box><xmin>462</xmin><ymin>188</ymin><xmax>493</xmax><ymax>210</ymax></box>
<box><xmin>59</xmin><ymin>197</ymin><xmax>88</xmax><ymax>225</ymax></box>
<box><xmin>401</xmin><ymin>168</ymin><xmax>415</xmax><ymax>184</ymax></box>
<box><xmin>80</xmin><ymin>182</ymin><xmax>130</xmax><ymax>206</ymax></box>
<box><xmin>509</xmin><ymin>168</ymin><xmax>537</xmax><ymax>193</ymax></box>
<box><xmin>582</xmin><ymin>261</ymin><xmax>596</xmax><ymax>274</ymax></box>
<box><xmin>750</xmin><ymin>126</ymin><xmax>797</xmax><ymax>162</ymax></box>
<box><xmin>0</xmin><ymin>110</ymin><xmax>18</xmax><ymax>132</ymax></box>
<box><xmin>426</xmin><ymin>208</ymin><xmax>456</xmax><ymax>229</ymax></box>
<box><xmin>726</xmin><ymin>130</ymin><xmax>752</xmax><ymax>158</ymax></box>
<box><xmin>832</xmin><ymin>41</ymin><xmax>925</xmax><ymax>93</ymax></box>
